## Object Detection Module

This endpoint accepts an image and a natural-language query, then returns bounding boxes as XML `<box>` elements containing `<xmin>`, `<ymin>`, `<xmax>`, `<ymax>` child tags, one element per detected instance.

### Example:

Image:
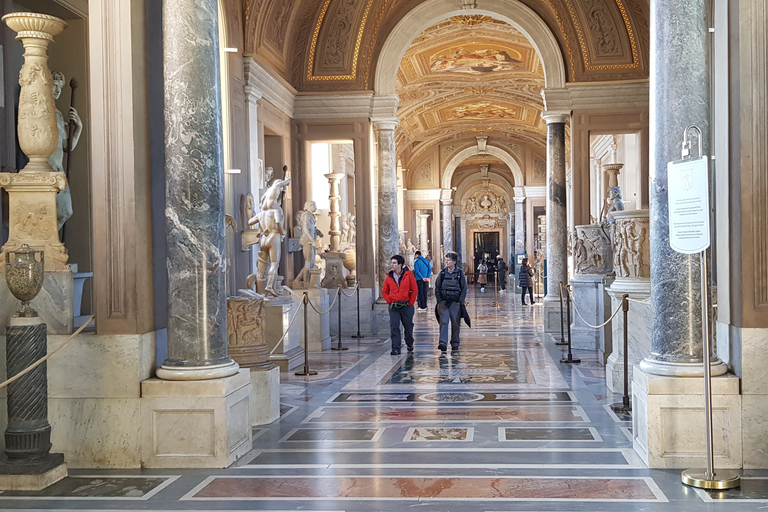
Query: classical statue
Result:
<box><xmin>406</xmin><ymin>238</ymin><xmax>416</xmax><ymax>256</ymax></box>
<box><xmin>50</xmin><ymin>71</ymin><xmax>83</xmax><ymax>230</ymax></box>
<box><xmin>348</xmin><ymin>213</ymin><xmax>356</xmax><ymax>244</ymax></box>
<box><xmin>248</xmin><ymin>177</ymin><xmax>291</xmax><ymax>296</ymax></box>
<box><xmin>264</xmin><ymin>166</ymin><xmax>274</xmax><ymax>186</ymax></box>
<box><xmin>292</xmin><ymin>200</ymin><xmax>324</xmax><ymax>288</ymax></box>
<box><xmin>603</xmin><ymin>186</ymin><xmax>625</xmax><ymax>222</ymax></box>
<box><xmin>340</xmin><ymin>213</ymin><xmax>350</xmax><ymax>243</ymax></box>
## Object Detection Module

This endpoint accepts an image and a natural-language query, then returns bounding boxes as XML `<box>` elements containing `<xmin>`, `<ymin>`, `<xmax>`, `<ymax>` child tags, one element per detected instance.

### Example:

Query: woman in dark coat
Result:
<box><xmin>518</xmin><ymin>257</ymin><xmax>535</xmax><ymax>306</ymax></box>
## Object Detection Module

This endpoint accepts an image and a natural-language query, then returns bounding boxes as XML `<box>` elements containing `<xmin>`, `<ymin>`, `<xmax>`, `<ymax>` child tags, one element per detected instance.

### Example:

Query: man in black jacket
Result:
<box><xmin>495</xmin><ymin>255</ymin><xmax>508</xmax><ymax>292</ymax></box>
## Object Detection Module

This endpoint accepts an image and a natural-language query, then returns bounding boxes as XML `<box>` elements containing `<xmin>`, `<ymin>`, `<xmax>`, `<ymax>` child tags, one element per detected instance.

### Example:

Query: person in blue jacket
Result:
<box><xmin>413</xmin><ymin>250</ymin><xmax>432</xmax><ymax>310</ymax></box>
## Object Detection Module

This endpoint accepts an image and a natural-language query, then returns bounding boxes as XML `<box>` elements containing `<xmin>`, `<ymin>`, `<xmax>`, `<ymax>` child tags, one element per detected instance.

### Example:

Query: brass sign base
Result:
<box><xmin>681</xmin><ymin>469</ymin><xmax>740</xmax><ymax>490</ymax></box>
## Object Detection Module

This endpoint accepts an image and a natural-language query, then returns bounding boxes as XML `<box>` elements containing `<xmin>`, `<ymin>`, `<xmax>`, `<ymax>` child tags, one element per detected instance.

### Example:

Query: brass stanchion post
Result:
<box><xmin>555</xmin><ymin>281</ymin><xmax>567</xmax><ymax>345</ymax></box>
<box><xmin>295</xmin><ymin>292</ymin><xmax>317</xmax><ymax>376</ymax></box>
<box><xmin>560</xmin><ymin>284</ymin><xmax>580</xmax><ymax>364</ymax></box>
<box><xmin>351</xmin><ymin>283</ymin><xmax>366</xmax><ymax>339</ymax></box>
<box><xmin>611</xmin><ymin>294</ymin><xmax>631</xmax><ymax>412</ymax></box>
<box><xmin>331</xmin><ymin>287</ymin><xmax>348</xmax><ymax>351</ymax></box>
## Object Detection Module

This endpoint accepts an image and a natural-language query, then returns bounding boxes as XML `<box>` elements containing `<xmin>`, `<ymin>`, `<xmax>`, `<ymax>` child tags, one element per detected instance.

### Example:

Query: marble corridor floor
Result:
<box><xmin>3</xmin><ymin>288</ymin><xmax>768</xmax><ymax>511</ymax></box>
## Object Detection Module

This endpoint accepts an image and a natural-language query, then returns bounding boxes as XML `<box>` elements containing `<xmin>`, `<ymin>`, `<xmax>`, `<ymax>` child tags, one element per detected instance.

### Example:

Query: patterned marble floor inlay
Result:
<box><xmin>405</xmin><ymin>427</ymin><xmax>473</xmax><ymax>441</ymax></box>
<box><xmin>305</xmin><ymin>405</ymin><xmax>589</xmax><ymax>423</ymax></box>
<box><xmin>0</xmin><ymin>476</ymin><xmax>177</xmax><ymax>500</ymax></box>
<box><xmin>330</xmin><ymin>391</ymin><xmax>573</xmax><ymax>403</ymax></box>
<box><xmin>500</xmin><ymin>427</ymin><xmax>601</xmax><ymax>441</ymax></box>
<box><xmin>187</xmin><ymin>475</ymin><xmax>665</xmax><ymax>501</ymax></box>
<box><xmin>280</xmin><ymin>428</ymin><xmax>383</xmax><ymax>442</ymax></box>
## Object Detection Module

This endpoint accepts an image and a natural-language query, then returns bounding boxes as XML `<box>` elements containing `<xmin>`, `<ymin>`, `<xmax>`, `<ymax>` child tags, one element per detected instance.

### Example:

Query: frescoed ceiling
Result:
<box><xmin>395</xmin><ymin>16</ymin><xmax>546</xmax><ymax>156</ymax></box>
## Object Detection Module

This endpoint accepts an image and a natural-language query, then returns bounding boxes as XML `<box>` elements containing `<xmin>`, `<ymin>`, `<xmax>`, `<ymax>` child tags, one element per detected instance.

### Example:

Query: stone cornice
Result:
<box><xmin>294</xmin><ymin>92</ymin><xmax>374</xmax><ymax>119</ymax></box>
<box><xmin>405</xmin><ymin>188</ymin><xmax>441</xmax><ymax>201</ymax></box>
<box><xmin>543</xmin><ymin>82</ymin><xmax>649</xmax><ymax>112</ymax></box>
<box><xmin>524</xmin><ymin>186</ymin><xmax>546</xmax><ymax>197</ymax></box>
<box><xmin>244</xmin><ymin>57</ymin><xmax>296</xmax><ymax>118</ymax></box>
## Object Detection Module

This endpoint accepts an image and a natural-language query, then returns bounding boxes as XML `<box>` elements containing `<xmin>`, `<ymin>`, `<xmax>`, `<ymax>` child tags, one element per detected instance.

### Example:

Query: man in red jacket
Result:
<box><xmin>382</xmin><ymin>254</ymin><xmax>417</xmax><ymax>355</ymax></box>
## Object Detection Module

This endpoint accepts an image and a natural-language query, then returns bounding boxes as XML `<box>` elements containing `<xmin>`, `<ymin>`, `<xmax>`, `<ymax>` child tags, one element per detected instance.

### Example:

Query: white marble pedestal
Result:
<box><xmin>542</xmin><ymin>297</ymin><xmax>563</xmax><ymax>333</ymax></box>
<box><xmin>330</xmin><ymin>287</ymin><xmax>375</xmax><ymax>338</ymax></box>
<box><xmin>605</xmin><ymin>288</ymin><xmax>651</xmax><ymax>394</ymax></box>
<box><xmin>372</xmin><ymin>301</ymin><xmax>391</xmax><ymax>337</ymax></box>
<box><xmin>292</xmin><ymin>288</ymin><xmax>332</xmax><ymax>351</ymax></box>
<box><xmin>569</xmin><ymin>274</ymin><xmax>614</xmax><ymax>360</ymax></box>
<box><xmin>140</xmin><ymin>369</ymin><xmax>252</xmax><ymax>468</ymax></box>
<box><xmin>251</xmin><ymin>366</ymin><xmax>280</xmax><ymax>425</ymax></box>
<box><xmin>631</xmin><ymin>367</ymin><xmax>742</xmax><ymax>469</ymax></box>
<box><xmin>264</xmin><ymin>298</ymin><xmax>302</xmax><ymax>371</ymax></box>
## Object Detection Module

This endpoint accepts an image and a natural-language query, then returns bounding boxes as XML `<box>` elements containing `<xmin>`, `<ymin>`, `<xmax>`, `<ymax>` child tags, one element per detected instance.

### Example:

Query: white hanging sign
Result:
<box><xmin>667</xmin><ymin>156</ymin><xmax>710</xmax><ymax>254</ymax></box>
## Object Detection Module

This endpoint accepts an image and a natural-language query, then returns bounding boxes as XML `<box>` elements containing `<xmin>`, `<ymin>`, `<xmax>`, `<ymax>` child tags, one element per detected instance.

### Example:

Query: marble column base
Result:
<box><xmin>569</xmin><ymin>274</ymin><xmax>614</xmax><ymax>361</ymax></box>
<box><xmin>371</xmin><ymin>302</ymin><xmax>391</xmax><ymax>337</ymax></box>
<box><xmin>0</xmin><ymin>331</ymin><xmax>156</xmax><ymax>468</ymax></box>
<box><xmin>250</xmin><ymin>366</ymin><xmax>279</xmax><ymax>426</ymax></box>
<box><xmin>320</xmin><ymin>251</ymin><xmax>347</xmax><ymax>289</ymax></box>
<box><xmin>293</xmin><ymin>289</ymin><xmax>331</xmax><ymax>352</ymax></box>
<box><xmin>542</xmin><ymin>296</ymin><xmax>563</xmax><ymax>333</ymax></box>
<box><xmin>140</xmin><ymin>369</ymin><xmax>251</xmax><ymax>468</ymax></box>
<box><xmin>0</xmin><ymin>270</ymin><xmax>73</xmax><ymax>335</ymax></box>
<box><xmin>0</xmin><ymin>459</ymin><xmax>66</xmax><ymax>491</ymax></box>
<box><xmin>631</xmin><ymin>367</ymin><xmax>742</xmax><ymax>469</ymax></box>
<box><xmin>605</xmin><ymin>289</ymin><xmax>651</xmax><ymax>394</ymax></box>
<box><xmin>263</xmin><ymin>298</ymin><xmax>302</xmax><ymax>371</ymax></box>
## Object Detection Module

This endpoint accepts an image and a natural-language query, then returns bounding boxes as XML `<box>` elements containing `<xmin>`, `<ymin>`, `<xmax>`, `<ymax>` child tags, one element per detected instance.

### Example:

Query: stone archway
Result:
<box><xmin>374</xmin><ymin>0</ymin><xmax>566</xmax><ymax>96</ymax></box>
<box><xmin>442</xmin><ymin>145</ymin><xmax>524</xmax><ymax>189</ymax></box>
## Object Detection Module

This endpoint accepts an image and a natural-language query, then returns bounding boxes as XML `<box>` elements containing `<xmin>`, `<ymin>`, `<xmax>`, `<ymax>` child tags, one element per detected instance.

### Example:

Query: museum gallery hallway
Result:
<box><xmin>0</xmin><ymin>289</ymin><xmax>766</xmax><ymax>511</ymax></box>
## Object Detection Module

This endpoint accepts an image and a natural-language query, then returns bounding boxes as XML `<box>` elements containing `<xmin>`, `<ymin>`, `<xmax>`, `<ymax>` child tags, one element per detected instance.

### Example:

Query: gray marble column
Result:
<box><xmin>158</xmin><ymin>0</ymin><xmax>238</xmax><ymax>380</ymax></box>
<box><xmin>375</xmin><ymin>121</ymin><xmax>399</xmax><ymax>290</ymax></box>
<box><xmin>441</xmin><ymin>200</ymin><xmax>453</xmax><ymax>254</ymax></box>
<box><xmin>542</xmin><ymin>113</ymin><xmax>569</xmax><ymax>332</ymax></box>
<box><xmin>514</xmin><ymin>197</ymin><xmax>526</xmax><ymax>256</ymax></box>
<box><xmin>639</xmin><ymin>0</ymin><xmax>725</xmax><ymax>377</ymax></box>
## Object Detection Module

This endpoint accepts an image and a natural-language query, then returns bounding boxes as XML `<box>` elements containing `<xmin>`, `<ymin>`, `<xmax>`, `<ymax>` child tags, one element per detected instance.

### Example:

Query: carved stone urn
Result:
<box><xmin>5</xmin><ymin>244</ymin><xmax>45</xmax><ymax>317</ymax></box>
<box><xmin>343</xmin><ymin>246</ymin><xmax>357</xmax><ymax>286</ymax></box>
<box><xmin>572</xmin><ymin>224</ymin><xmax>613</xmax><ymax>275</ymax></box>
<box><xmin>2</xmin><ymin>13</ymin><xmax>67</xmax><ymax>173</ymax></box>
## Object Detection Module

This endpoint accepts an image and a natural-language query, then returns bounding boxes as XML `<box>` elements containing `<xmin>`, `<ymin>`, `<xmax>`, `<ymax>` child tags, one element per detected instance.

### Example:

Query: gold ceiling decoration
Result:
<box><xmin>450</xmin><ymin>15</ymin><xmax>494</xmax><ymax>28</ymax></box>
<box><xmin>307</xmin><ymin>0</ymin><xmax>374</xmax><ymax>81</ymax></box>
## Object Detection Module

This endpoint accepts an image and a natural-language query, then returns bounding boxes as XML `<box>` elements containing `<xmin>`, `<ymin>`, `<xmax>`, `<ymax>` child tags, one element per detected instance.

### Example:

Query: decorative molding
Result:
<box><xmin>405</xmin><ymin>188</ymin><xmax>441</xmax><ymax>201</ymax></box>
<box><xmin>524</xmin><ymin>186</ymin><xmax>546</xmax><ymax>197</ymax></box>
<box><xmin>244</xmin><ymin>57</ymin><xmax>296</xmax><ymax>118</ymax></box>
<box><xmin>293</xmin><ymin>92</ymin><xmax>374</xmax><ymax>119</ymax></box>
<box><xmin>543</xmin><ymin>82</ymin><xmax>649</xmax><ymax>111</ymax></box>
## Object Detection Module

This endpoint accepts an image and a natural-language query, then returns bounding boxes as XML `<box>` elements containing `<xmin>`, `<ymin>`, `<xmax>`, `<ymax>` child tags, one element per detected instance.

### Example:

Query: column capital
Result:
<box><xmin>513</xmin><ymin>187</ymin><xmax>526</xmax><ymax>201</ymax></box>
<box><xmin>440</xmin><ymin>188</ymin><xmax>453</xmax><ymax>203</ymax></box>
<box><xmin>243</xmin><ymin>85</ymin><xmax>263</xmax><ymax>104</ymax></box>
<box><xmin>371</xmin><ymin>94</ymin><xmax>399</xmax><ymax>120</ymax></box>
<box><xmin>542</xmin><ymin>112</ymin><xmax>570</xmax><ymax>125</ymax></box>
<box><xmin>372</xmin><ymin>119</ymin><xmax>399</xmax><ymax>131</ymax></box>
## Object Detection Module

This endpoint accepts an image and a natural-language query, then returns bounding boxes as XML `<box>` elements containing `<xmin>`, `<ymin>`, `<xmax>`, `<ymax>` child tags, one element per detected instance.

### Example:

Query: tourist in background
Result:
<box><xmin>495</xmin><ymin>255</ymin><xmax>508</xmax><ymax>292</ymax></box>
<box><xmin>518</xmin><ymin>257</ymin><xmax>535</xmax><ymax>305</ymax></box>
<box><xmin>413</xmin><ymin>250</ymin><xmax>432</xmax><ymax>310</ymax></box>
<box><xmin>477</xmin><ymin>260</ymin><xmax>488</xmax><ymax>292</ymax></box>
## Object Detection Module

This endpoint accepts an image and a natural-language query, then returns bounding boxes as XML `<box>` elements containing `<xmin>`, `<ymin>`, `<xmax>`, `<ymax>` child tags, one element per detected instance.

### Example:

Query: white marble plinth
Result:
<box><xmin>264</xmin><ymin>298</ymin><xmax>303</xmax><ymax>371</ymax></box>
<box><xmin>0</xmin><ymin>331</ymin><xmax>155</xmax><ymax>468</ymax></box>
<box><xmin>569</xmin><ymin>274</ymin><xmax>614</xmax><ymax>360</ymax></box>
<box><xmin>372</xmin><ymin>301</ymin><xmax>391</xmax><ymax>336</ymax></box>
<box><xmin>293</xmin><ymin>289</ymin><xmax>331</xmax><ymax>351</ymax></box>
<box><xmin>631</xmin><ymin>367</ymin><xmax>742</xmax><ymax>469</ymax></box>
<box><xmin>140</xmin><ymin>369</ymin><xmax>251</xmax><ymax>468</ymax></box>
<box><xmin>606</xmin><ymin>289</ymin><xmax>651</xmax><ymax>394</ymax></box>
<box><xmin>330</xmin><ymin>287</ymin><xmax>375</xmax><ymax>338</ymax></box>
<box><xmin>730</xmin><ymin>325</ymin><xmax>768</xmax><ymax>468</ymax></box>
<box><xmin>542</xmin><ymin>296</ymin><xmax>563</xmax><ymax>333</ymax></box>
<box><xmin>0</xmin><ymin>270</ymin><xmax>73</xmax><ymax>334</ymax></box>
<box><xmin>0</xmin><ymin>463</ymin><xmax>67</xmax><ymax>491</ymax></box>
<box><xmin>251</xmin><ymin>366</ymin><xmax>280</xmax><ymax>426</ymax></box>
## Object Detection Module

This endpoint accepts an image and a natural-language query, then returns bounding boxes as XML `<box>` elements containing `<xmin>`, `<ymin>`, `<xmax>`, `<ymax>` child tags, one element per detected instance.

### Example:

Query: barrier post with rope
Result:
<box><xmin>610</xmin><ymin>294</ymin><xmax>631</xmax><ymax>413</ymax></box>
<box><xmin>295</xmin><ymin>292</ymin><xmax>317</xmax><ymax>376</ymax></box>
<box><xmin>492</xmin><ymin>270</ymin><xmax>500</xmax><ymax>307</ymax></box>
<box><xmin>331</xmin><ymin>287</ymin><xmax>348</xmax><ymax>351</ymax></box>
<box><xmin>560</xmin><ymin>284</ymin><xmax>580</xmax><ymax>364</ymax></box>
<box><xmin>350</xmin><ymin>283</ymin><xmax>366</xmax><ymax>339</ymax></box>
<box><xmin>556</xmin><ymin>281</ymin><xmax>567</xmax><ymax>345</ymax></box>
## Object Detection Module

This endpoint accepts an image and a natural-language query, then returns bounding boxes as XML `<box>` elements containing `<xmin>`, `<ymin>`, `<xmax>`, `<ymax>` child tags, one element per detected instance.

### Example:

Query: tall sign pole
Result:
<box><xmin>672</xmin><ymin>126</ymin><xmax>739</xmax><ymax>490</ymax></box>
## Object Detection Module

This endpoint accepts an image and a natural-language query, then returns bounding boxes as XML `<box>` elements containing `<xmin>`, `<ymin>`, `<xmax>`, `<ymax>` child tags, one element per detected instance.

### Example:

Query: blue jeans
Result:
<box><xmin>389</xmin><ymin>304</ymin><xmax>414</xmax><ymax>350</ymax></box>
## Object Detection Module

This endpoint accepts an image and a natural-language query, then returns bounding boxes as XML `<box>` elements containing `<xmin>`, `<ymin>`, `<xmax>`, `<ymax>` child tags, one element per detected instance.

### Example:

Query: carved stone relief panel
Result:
<box><xmin>463</xmin><ymin>189</ymin><xmax>508</xmax><ymax>214</ymax></box>
<box><xmin>414</xmin><ymin>162</ymin><xmax>432</xmax><ymax>186</ymax></box>
<box><xmin>533</xmin><ymin>157</ymin><xmax>546</xmax><ymax>182</ymax></box>
<box><xmin>572</xmin><ymin>224</ymin><xmax>613</xmax><ymax>275</ymax></box>
<box><xmin>612</xmin><ymin>215</ymin><xmax>650</xmax><ymax>279</ymax></box>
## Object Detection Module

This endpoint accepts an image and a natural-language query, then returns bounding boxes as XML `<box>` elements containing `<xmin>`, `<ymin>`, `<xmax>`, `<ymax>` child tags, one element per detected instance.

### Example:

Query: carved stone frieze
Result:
<box><xmin>572</xmin><ymin>224</ymin><xmax>612</xmax><ymax>275</ymax></box>
<box><xmin>463</xmin><ymin>189</ymin><xmax>507</xmax><ymax>214</ymax></box>
<box><xmin>611</xmin><ymin>210</ymin><xmax>649</xmax><ymax>279</ymax></box>
<box><xmin>227</xmin><ymin>296</ymin><xmax>272</xmax><ymax>369</ymax></box>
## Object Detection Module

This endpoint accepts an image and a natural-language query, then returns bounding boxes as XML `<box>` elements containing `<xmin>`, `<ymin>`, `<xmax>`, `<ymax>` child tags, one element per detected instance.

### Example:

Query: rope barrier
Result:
<box><xmin>626</xmin><ymin>296</ymin><xmax>651</xmax><ymax>305</ymax></box>
<box><xmin>270</xmin><ymin>302</ymin><xmax>303</xmax><ymax>355</ymax></box>
<box><xmin>0</xmin><ymin>315</ymin><xmax>95</xmax><ymax>390</ymax></box>
<box><xmin>567</xmin><ymin>287</ymin><xmax>624</xmax><ymax>329</ymax></box>
<box><xmin>307</xmin><ymin>288</ymin><xmax>340</xmax><ymax>315</ymax></box>
<box><xmin>340</xmin><ymin>285</ymin><xmax>358</xmax><ymax>297</ymax></box>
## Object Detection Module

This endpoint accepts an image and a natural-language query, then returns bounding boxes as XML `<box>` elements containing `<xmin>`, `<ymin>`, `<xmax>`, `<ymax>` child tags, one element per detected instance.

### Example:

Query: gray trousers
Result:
<box><xmin>389</xmin><ymin>304</ymin><xmax>414</xmax><ymax>350</ymax></box>
<box><xmin>437</xmin><ymin>301</ymin><xmax>461</xmax><ymax>347</ymax></box>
